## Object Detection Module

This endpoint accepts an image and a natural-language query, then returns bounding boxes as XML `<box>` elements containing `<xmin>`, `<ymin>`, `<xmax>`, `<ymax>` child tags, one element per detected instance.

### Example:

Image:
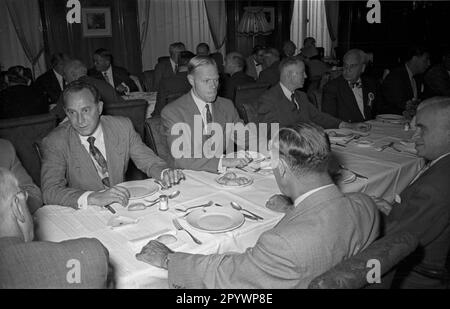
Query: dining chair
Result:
<box><xmin>307</xmin><ymin>231</ymin><xmax>419</xmax><ymax>289</ymax></box>
<box><xmin>129</xmin><ymin>75</ymin><xmax>143</xmax><ymax>92</ymax></box>
<box><xmin>0</xmin><ymin>113</ymin><xmax>57</xmax><ymax>186</ymax></box>
<box><xmin>144</xmin><ymin>116</ymin><xmax>174</xmax><ymax>167</ymax></box>
<box><xmin>233</xmin><ymin>83</ymin><xmax>271</xmax><ymax>124</ymax></box>
<box><xmin>103</xmin><ymin>99</ymin><xmax>148</xmax><ymax>139</ymax></box>
<box><xmin>139</xmin><ymin>70</ymin><xmax>156</xmax><ymax>92</ymax></box>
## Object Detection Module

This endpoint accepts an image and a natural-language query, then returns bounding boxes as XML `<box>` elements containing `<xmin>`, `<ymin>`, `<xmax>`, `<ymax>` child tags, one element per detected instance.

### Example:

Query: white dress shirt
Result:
<box><xmin>405</xmin><ymin>63</ymin><xmax>418</xmax><ymax>99</ymax></box>
<box><xmin>349</xmin><ymin>79</ymin><xmax>365</xmax><ymax>118</ymax></box>
<box><xmin>280</xmin><ymin>82</ymin><xmax>299</xmax><ymax>109</ymax></box>
<box><xmin>170</xmin><ymin>58</ymin><xmax>177</xmax><ymax>74</ymax></box>
<box><xmin>103</xmin><ymin>66</ymin><xmax>115</xmax><ymax>88</ymax></box>
<box><xmin>53</xmin><ymin>69</ymin><xmax>64</xmax><ymax>90</ymax></box>
<box><xmin>254</xmin><ymin>59</ymin><xmax>262</xmax><ymax>77</ymax></box>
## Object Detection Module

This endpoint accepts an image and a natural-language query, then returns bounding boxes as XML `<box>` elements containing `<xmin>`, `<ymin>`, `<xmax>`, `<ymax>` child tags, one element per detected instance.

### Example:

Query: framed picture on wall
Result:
<box><xmin>263</xmin><ymin>7</ymin><xmax>275</xmax><ymax>30</ymax></box>
<box><xmin>82</xmin><ymin>7</ymin><xmax>112</xmax><ymax>37</ymax></box>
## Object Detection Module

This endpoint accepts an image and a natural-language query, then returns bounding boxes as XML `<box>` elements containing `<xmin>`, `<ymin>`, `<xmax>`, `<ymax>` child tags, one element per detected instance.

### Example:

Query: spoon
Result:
<box><xmin>230</xmin><ymin>202</ymin><xmax>264</xmax><ymax>220</ymax></box>
<box><xmin>128</xmin><ymin>190</ymin><xmax>180</xmax><ymax>211</ymax></box>
<box><xmin>175</xmin><ymin>201</ymin><xmax>214</xmax><ymax>212</ymax></box>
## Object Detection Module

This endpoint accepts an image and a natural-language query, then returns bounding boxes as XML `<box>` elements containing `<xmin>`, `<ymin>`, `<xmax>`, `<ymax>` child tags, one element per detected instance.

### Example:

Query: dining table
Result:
<box><xmin>34</xmin><ymin>119</ymin><xmax>423</xmax><ymax>288</ymax></box>
<box><xmin>122</xmin><ymin>91</ymin><xmax>157</xmax><ymax>118</ymax></box>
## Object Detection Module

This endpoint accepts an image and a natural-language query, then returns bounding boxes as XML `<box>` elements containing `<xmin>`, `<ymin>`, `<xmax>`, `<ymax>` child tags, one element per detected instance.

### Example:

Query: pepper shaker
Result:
<box><xmin>159</xmin><ymin>195</ymin><xmax>169</xmax><ymax>211</ymax></box>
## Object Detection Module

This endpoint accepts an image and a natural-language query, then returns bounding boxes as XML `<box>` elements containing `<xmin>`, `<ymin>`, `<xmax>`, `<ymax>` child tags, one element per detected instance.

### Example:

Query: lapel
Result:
<box><xmin>401</xmin><ymin>66</ymin><xmax>414</xmax><ymax>99</ymax></box>
<box><xmin>340</xmin><ymin>77</ymin><xmax>365</xmax><ymax>120</ymax></box>
<box><xmin>361</xmin><ymin>77</ymin><xmax>372</xmax><ymax>119</ymax></box>
<box><xmin>51</xmin><ymin>70</ymin><xmax>62</xmax><ymax>91</ymax></box>
<box><xmin>100</xmin><ymin>117</ymin><xmax>123</xmax><ymax>185</ymax></box>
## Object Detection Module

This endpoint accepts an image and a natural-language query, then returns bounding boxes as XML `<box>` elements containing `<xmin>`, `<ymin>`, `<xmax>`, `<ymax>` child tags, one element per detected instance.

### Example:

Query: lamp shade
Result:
<box><xmin>237</xmin><ymin>7</ymin><xmax>272</xmax><ymax>36</ymax></box>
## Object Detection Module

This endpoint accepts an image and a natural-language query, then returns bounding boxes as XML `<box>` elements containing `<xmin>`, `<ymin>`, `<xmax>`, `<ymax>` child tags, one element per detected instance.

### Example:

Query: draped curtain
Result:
<box><xmin>324</xmin><ymin>0</ymin><xmax>339</xmax><ymax>55</ymax></box>
<box><xmin>203</xmin><ymin>0</ymin><xmax>227</xmax><ymax>51</ymax></box>
<box><xmin>2</xmin><ymin>0</ymin><xmax>45</xmax><ymax>77</ymax></box>
<box><xmin>138</xmin><ymin>0</ymin><xmax>223</xmax><ymax>71</ymax></box>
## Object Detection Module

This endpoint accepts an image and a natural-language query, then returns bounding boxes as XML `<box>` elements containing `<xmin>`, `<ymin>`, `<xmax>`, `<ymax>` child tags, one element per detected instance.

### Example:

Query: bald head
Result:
<box><xmin>63</xmin><ymin>59</ymin><xmax>87</xmax><ymax>83</ymax></box>
<box><xmin>224</xmin><ymin>52</ymin><xmax>245</xmax><ymax>75</ymax></box>
<box><xmin>343</xmin><ymin>49</ymin><xmax>366</xmax><ymax>82</ymax></box>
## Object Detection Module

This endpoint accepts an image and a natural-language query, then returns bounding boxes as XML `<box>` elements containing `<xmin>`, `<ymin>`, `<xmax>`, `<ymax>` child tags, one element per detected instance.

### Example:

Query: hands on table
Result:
<box><xmin>160</xmin><ymin>168</ymin><xmax>186</xmax><ymax>189</ymax></box>
<box><xmin>136</xmin><ymin>240</ymin><xmax>174</xmax><ymax>269</ymax></box>
<box><xmin>88</xmin><ymin>185</ymin><xmax>131</xmax><ymax>207</ymax></box>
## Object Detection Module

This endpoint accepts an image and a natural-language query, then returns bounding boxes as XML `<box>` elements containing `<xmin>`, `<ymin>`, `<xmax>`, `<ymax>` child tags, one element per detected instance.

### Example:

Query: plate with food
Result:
<box><xmin>116</xmin><ymin>180</ymin><xmax>159</xmax><ymax>200</ymax></box>
<box><xmin>215</xmin><ymin>171</ymin><xmax>253</xmax><ymax>187</ymax></box>
<box><xmin>185</xmin><ymin>206</ymin><xmax>245</xmax><ymax>233</ymax></box>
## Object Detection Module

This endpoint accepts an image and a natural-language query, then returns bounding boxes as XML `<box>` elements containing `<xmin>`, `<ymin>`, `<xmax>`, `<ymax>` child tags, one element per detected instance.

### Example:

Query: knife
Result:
<box><xmin>243</xmin><ymin>214</ymin><xmax>258</xmax><ymax>220</ymax></box>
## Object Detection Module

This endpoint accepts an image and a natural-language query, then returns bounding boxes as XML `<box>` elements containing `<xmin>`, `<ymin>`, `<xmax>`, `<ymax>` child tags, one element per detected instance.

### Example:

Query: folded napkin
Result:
<box><xmin>107</xmin><ymin>215</ymin><xmax>139</xmax><ymax>230</ymax></box>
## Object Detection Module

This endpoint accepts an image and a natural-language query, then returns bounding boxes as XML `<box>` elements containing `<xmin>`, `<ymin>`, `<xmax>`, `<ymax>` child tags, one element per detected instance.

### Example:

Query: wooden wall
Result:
<box><xmin>39</xmin><ymin>0</ymin><xmax>142</xmax><ymax>74</ymax></box>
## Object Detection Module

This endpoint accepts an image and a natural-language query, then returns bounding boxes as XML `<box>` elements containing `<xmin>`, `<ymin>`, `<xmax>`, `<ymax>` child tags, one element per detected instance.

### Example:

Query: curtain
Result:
<box><xmin>324</xmin><ymin>0</ymin><xmax>339</xmax><ymax>56</ymax></box>
<box><xmin>290</xmin><ymin>0</ymin><xmax>307</xmax><ymax>53</ymax></box>
<box><xmin>138</xmin><ymin>0</ymin><xmax>152</xmax><ymax>53</ymax></box>
<box><xmin>4</xmin><ymin>0</ymin><xmax>45</xmax><ymax>77</ymax></box>
<box><xmin>203</xmin><ymin>0</ymin><xmax>227</xmax><ymax>51</ymax></box>
<box><xmin>138</xmin><ymin>0</ymin><xmax>222</xmax><ymax>71</ymax></box>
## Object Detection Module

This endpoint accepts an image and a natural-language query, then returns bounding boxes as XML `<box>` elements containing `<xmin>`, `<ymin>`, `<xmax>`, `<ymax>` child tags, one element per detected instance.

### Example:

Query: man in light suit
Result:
<box><xmin>257</xmin><ymin>57</ymin><xmax>371</xmax><ymax>137</ymax></box>
<box><xmin>322</xmin><ymin>49</ymin><xmax>379</xmax><ymax>123</ymax></box>
<box><xmin>245</xmin><ymin>45</ymin><xmax>265</xmax><ymax>80</ymax></box>
<box><xmin>161</xmin><ymin>56</ymin><xmax>253</xmax><ymax>173</ymax></box>
<box><xmin>41</xmin><ymin>80</ymin><xmax>184</xmax><ymax>209</ymax></box>
<box><xmin>0</xmin><ymin>168</ymin><xmax>111</xmax><ymax>288</ymax></box>
<box><xmin>154</xmin><ymin>42</ymin><xmax>186</xmax><ymax>90</ymax></box>
<box><xmin>375</xmin><ymin>97</ymin><xmax>450</xmax><ymax>289</ymax></box>
<box><xmin>136</xmin><ymin>123</ymin><xmax>379</xmax><ymax>288</ymax></box>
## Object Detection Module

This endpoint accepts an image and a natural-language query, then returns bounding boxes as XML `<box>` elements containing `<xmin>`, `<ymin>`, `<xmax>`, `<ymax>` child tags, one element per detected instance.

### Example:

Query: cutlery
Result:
<box><xmin>243</xmin><ymin>214</ymin><xmax>258</xmax><ymax>220</ymax></box>
<box><xmin>339</xmin><ymin>164</ymin><xmax>368</xmax><ymax>180</ymax></box>
<box><xmin>145</xmin><ymin>190</ymin><xmax>180</xmax><ymax>204</ymax></box>
<box><xmin>175</xmin><ymin>201</ymin><xmax>214</xmax><ymax>212</ymax></box>
<box><xmin>172</xmin><ymin>218</ymin><xmax>202</xmax><ymax>245</ymax></box>
<box><xmin>128</xmin><ymin>190</ymin><xmax>181</xmax><ymax>211</ymax></box>
<box><xmin>105</xmin><ymin>205</ymin><xmax>116</xmax><ymax>214</ymax></box>
<box><xmin>331</xmin><ymin>142</ymin><xmax>346</xmax><ymax>147</ymax></box>
<box><xmin>230</xmin><ymin>202</ymin><xmax>264</xmax><ymax>220</ymax></box>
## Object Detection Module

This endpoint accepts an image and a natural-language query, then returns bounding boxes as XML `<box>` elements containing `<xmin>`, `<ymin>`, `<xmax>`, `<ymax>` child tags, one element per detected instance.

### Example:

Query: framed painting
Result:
<box><xmin>82</xmin><ymin>7</ymin><xmax>112</xmax><ymax>37</ymax></box>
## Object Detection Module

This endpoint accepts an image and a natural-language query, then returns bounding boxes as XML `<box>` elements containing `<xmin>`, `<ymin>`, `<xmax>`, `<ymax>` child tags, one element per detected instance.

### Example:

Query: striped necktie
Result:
<box><xmin>87</xmin><ymin>136</ymin><xmax>110</xmax><ymax>188</ymax></box>
<box><xmin>291</xmin><ymin>93</ymin><xmax>299</xmax><ymax>110</ymax></box>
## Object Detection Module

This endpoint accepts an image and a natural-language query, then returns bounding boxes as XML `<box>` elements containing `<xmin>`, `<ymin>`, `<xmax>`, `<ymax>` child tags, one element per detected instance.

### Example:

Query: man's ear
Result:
<box><xmin>187</xmin><ymin>74</ymin><xmax>195</xmax><ymax>87</ymax></box>
<box><xmin>11</xmin><ymin>194</ymin><xmax>26</xmax><ymax>224</ymax></box>
<box><xmin>98</xmin><ymin>101</ymin><xmax>104</xmax><ymax>115</ymax></box>
<box><xmin>361</xmin><ymin>63</ymin><xmax>366</xmax><ymax>73</ymax></box>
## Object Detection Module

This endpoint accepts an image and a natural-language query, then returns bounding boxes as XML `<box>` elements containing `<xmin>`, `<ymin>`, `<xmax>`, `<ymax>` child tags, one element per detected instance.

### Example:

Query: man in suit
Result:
<box><xmin>154</xmin><ymin>42</ymin><xmax>186</xmax><ymax>90</ymax></box>
<box><xmin>424</xmin><ymin>48</ymin><xmax>450</xmax><ymax>97</ymax></box>
<box><xmin>154</xmin><ymin>51</ymin><xmax>194</xmax><ymax>117</ymax></box>
<box><xmin>88</xmin><ymin>48</ymin><xmax>138</xmax><ymax>95</ymax></box>
<box><xmin>245</xmin><ymin>45</ymin><xmax>265</xmax><ymax>80</ymax></box>
<box><xmin>297</xmin><ymin>37</ymin><xmax>316</xmax><ymax>61</ymax></box>
<box><xmin>34</xmin><ymin>53</ymin><xmax>71</xmax><ymax>107</ymax></box>
<box><xmin>281</xmin><ymin>40</ymin><xmax>296</xmax><ymax>59</ymax></box>
<box><xmin>41</xmin><ymin>80</ymin><xmax>184</xmax><ymax>209</ymax></box>
<box><xmin>161</xmin><ymin>56</ymin><xmax>254</xmax><ymax>173</ymax></box>
<box><xmin>257</xmin><ymin>57</ymin><xmax>371</xmax><ymax>137</ymax></box>
<box><xmin>374</xmin><ymin>98</ymin><xmax>450</xmax><ymax>289</ymax></box>
<box><xmin>322</xmin><ymin>49</ymin><xmax>379</xmax><ymax>123</ymax></box>
<box><xmin>50</xmin><ymin>59</ymin><xmax>126</xmax><ymax>123</ymax></box>
<box><xmin>136</xmin><ymin>123</ymin><xmax>379</xmax><ymax>288</ymax></box>
<box><xmin>219</xmin><ymin>52</ymin><xmax>255</xmax><ymax>100</ymax></box>
<box><xmin>257</xmin><ymin>48</ymin><xmax>281</xmax><ymax>87</ymax></box>
<box><xmin>381</xmin><ymin>46</ymin><xmax>430</xmax><ymax>114</ymax></box>
<box><xmin>0</xmin><ymin>167</ymin><xmax>111</xmax><ymax>288</ymax></box>
<box><xmin>0</xmin><ymin>139</ymin><xmax>42</xmax><ymax>214</ymax></box>
<box><xmin>196</xmin><ymin>42</ymin><xmax>210</xmax><ymax>56</ymax></box>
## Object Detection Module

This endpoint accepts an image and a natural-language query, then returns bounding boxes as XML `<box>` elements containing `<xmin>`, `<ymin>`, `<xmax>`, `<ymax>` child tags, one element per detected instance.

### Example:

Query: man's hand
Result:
<box><xmin>160</xmin><ymin>169</ymin><xmax>185</xmax><ymax>189</ymax></box>
<box><xmin>340</xmin><ymin>122</ymin><xmax>371</xmax><ymax>132</ymax></box>
<box><xmin>371</xmin><ymin>196</ymin><xmax>393</xmax><ymax>216</ymax></box>
<box><xmin>135</xmin><ymin>240</ymin><xmax>174</xmax><ymax>269</ymax></box>
<box><xmin>116</xmin><ymin>83</ymin><xmax>129</xmax><ymax>95</ymax></box>
<box><xmin>222</xmin><ymin>157</ymin><xmax>252</xmax><ymax>168</ymax></box>
<box><xmin>87</xmin><ymin>185</ymin><xmax>130</xmax><ymax>207</ymax></box>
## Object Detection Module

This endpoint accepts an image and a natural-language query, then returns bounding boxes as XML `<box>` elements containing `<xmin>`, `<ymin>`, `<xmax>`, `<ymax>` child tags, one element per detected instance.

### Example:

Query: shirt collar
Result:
<box><xmin>78</xmin><ymin>123</ymin><xmax>103</xmax><ymax>142</ymax></box>
<box><xmin>280</xmin><ymin>82</ymin><xmax>293</xmax><ymax>100</ymax></box>
<box><xmin>170</xmin><ymin>58</ymin><xmax>177</xmax><ymax>72</ymax></box>
<box><xmin>190</xmin><ymin>90</ymin><xmax>209</xmax><ymax>114</ymax></box>
<box><xmin>293</xmin><ymin>184</ymin><xmax>334</xmax><ymax>207</ymax></box>
<box><xmin>53</xmin><ymin>69</ymin><xmax>63</xmax><ymax>79</ymax></box>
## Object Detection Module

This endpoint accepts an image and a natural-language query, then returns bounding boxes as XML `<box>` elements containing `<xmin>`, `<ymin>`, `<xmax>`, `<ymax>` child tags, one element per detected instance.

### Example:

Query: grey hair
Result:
<box><xmin>187</xmin><ymin>56</ymin><xmax>217</xmax><ymax>75</ymax></box>
<box><xmin>344</xmin><ymin>49</ymin><xmax>367</xmax><ymax>64</ymax></box>
<box><xmin>63</xmin><ymin>59</ymin><xmax>87</xmax><ymax>81</ymax></box>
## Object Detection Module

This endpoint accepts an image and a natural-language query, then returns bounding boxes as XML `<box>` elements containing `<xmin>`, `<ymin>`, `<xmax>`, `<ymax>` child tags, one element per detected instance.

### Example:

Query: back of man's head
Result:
<box><xmin>196</xmin><ymin>43</ymin><xmax>210</xmax><ymax>56</ymax></box>
<box><xmin>404</xmin><ymin>45</ymin><xmax>429</xmax><ymax>63</ymax></box>
<box><xmin>177</xmin><ymin>51</ymin><xmax>196</xmax><ymax>70</ymax></box>
<box><xmin>303</xmin><ymin>37</ymin><xmax>316</xmax><ymax>48</ymax></box>
<box><xmin>169</xmin><ymin>42</ymin><xmax>186</xmax><ymax>61</ymax></box>
<box><xmin>63</xmin><ymin>59</ymin><xmax>88</xmax><ymax>83</ymax></box>
<box><xmin>225</xmin><ymin>52</ymin><xmax>245</xmax><ymax>74</ymax></box>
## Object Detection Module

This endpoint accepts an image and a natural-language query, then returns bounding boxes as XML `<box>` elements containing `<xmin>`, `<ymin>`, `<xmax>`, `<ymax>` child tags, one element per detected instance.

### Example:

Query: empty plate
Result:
<box><xmin>185</xmin><ymin>206</ymin><xmax>245</xmax><ymax>233</ymax></box>
<box><xmin>116</xmin><ymin>180</ymin><xmax>159</xmax><ymax>200</ymax></box>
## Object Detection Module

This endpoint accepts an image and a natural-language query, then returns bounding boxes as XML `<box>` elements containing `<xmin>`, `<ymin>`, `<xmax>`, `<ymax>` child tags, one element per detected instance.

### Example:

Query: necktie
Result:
<box><xmin>291</xmin><ymin>93</ymin><xmax>299</xmax><ymax>110</ymax></box>
<box><xmin>103</xmin><ymin>72</ymin><xmax>111</xmax><ymax>85</ymax></box>
<box><xmin>205</xmin><ymin>104</ymin><xmax>213</xmax><ymax>124</ymax></box>
<box><xmin>349</xmin><ymin>81</ymin><xmax>362</xmax><ymax>89</ymax></box>
<box><xmin>87</xmin><ymin>136</ymin><xmax>110</xmax><ymax>188</ymax></box>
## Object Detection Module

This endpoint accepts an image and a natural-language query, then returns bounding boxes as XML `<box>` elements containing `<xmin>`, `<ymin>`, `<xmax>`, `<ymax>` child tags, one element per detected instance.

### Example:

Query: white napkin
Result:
<box><xmin>107</xmin><ymin>215</ymin><xmax>139</xmax><ymax>230</ymax></box>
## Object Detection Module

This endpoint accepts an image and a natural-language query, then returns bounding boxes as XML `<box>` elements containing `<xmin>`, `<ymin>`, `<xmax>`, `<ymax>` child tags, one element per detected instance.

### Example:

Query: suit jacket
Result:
<box><xmin>245</xmin><ymin>56</ymin><xmax>261</xmax><ymax>80</ymax></box>
<box><xmin>154</xmin><ymin>72</ymin><xmax>191</xmax><ymax>116</ymax></box>
<box><xmin>381</xmin><ymin>65</ymin><xmax>424</xmax><ymax>114</ymax></box>
<box><xmin>167</xmin><ymin>185</ymin><xmax>379</xmax><ymax>288</ymax></box>
<box><xmin>161</xmin><ymin>92</ymin><xmax>243</xmax><ymax>172</ymax></box>
<box><xmin>41</xmin><ymin>115</ymin><xmax>168</xmax><ymax>208</ymax></box>
<box><xmin>0</xmin><ymin>85</ymin><xmax>48</xmax><ymax>120</ymax></box>
<box><xmin>322</xmin><ymin>75</ymin><xmax>379</xmax><ymax>123</ymax></box>
<box><xmin>257</xmin><ymin>84</ymin><xmax>341</xmax><ymax>136</ymax></box>
<box><xmin>424</xmin><ymin>64</ymin><xmax>450</xmax><ymax>97</ymax></box>
<box><xmin>88</xmin><ymin>65</ymin><xmax>138</xmax><ymax>93</ymax></box>
<box><xmin>384</xmin><ymin>154</ymin><xmax>450</xmax><ymax>288</ymax></box>
<box><xmin>154</xmin><ymin>58</ymin><xmax>176</xmax><ymax>91</ymax></box>
<box><xmin>257</xmin><ymin>61</ymin><xmax>281</xmax><ymax>87</ymax></box>
<box><xmin>219</xmin><ymin>70</ymin><xmax>255</xmax><ymax>100</ymax></box>
<box><xmin>0</xmin><ymin>237</ymin><xmax>109</xmax><ymax>288</ymax></box>
<box><xmin>50</xmin><ymin>75</ymin><xmax>125</xmax><ymax>122</ymax></box>
<box><xmin>34</xmin><ymin>69</ymin><xmax>63</xmax><ymax>106</ymax></box>
<box><xmin>0</xmin><ymin>139</ymin><xmax>42</xmax><ymax>214</ymax></box>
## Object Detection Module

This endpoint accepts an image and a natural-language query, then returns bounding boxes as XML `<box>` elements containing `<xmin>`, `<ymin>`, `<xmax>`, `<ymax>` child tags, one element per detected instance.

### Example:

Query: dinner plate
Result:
<box><xmin>185</xmin><ymin>206</ymin><xmax>245</xmax><ymax>233</ymax></box>
<box><xmin>325</xmin><ymin>129</ymin><xmax>368</xmax><ymax>143</ymax></box>
<box><xmin>376</xmin><ymin>114</ymin><xmax>405</xmax><ymax>124</ymax></box>
<box><xmin>215</xmin><ymin>172</ymin><xmax>253</xmax><ymax>187</ymax></box>
<box><xmin>116</xmin><ymin>180</ymin><xmax>159</xmax><ymax>200</ymax></box>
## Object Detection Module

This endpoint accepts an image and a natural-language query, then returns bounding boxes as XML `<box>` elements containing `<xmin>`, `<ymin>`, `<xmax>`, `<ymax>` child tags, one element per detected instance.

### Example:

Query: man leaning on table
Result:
<box><xmin>137</xmin><ymin>123</ymin><xmax>379</xmax><ymax>289</ymax></box>
<box><xmin>374</xmin><ymin>97</ymin><xmax>450</xmax><ymax>289</ymax></box>
<box><xmin>41</xmin><ymin>80</ymin><xmax>184</xmax><ymax>210</ymax></box>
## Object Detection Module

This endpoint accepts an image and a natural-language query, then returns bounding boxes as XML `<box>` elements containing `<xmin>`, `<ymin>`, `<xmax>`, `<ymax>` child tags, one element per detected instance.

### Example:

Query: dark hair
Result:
<box><xmin>196</xmin><ymin>43</ymin><xmax>210</xmax><ymax>54</ymax></box>
<box><xmin>62</xmin><ymin>80</ymin><xmax>100</xmax><ymax>107</ymax></box>
<box><xmin>303</xmin><ymin>37</ymin><xmax>316</xmax><ymax>46</ymax></box>
<box><xmin>404</xmin><ymin>46</ymin><xmax>429</xmax><ymax>62</ymax></box>
<box><xmin>178</xmin><ymin>51</ymin><xmax>196</xmax><ymax>67</ymax></box>
<box><xmin>252</xmin><ymin>45</ymin><xmax>265</xmax><ymax>55</ymax></box>
<box><xmin>94</xmin><ymin>48</ymin><xmax>113</xmax><ymax>63</ymax></box>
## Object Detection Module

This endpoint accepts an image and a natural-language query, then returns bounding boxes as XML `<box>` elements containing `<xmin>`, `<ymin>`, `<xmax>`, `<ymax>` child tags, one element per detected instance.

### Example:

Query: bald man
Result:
<box><xmin>322</xmin><ymin>49</ymin><xmax>379</xmax><ymax>123</ymax></box>
<box><xmin>219</xmin><ymin>52</ymin><xmax>255</xmax><ymax>100</ymax></box>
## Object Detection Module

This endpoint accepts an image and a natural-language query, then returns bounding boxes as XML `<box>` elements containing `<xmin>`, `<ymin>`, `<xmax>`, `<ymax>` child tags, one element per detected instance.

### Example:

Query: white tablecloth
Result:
<box><xmin>123</xmin><ymin>92</ymin><xmax>156</xmax><ymax>118</ymax></box>
<box><xmin>34</xmin><ymin>120</ymin><xmax>423</xmax><ymax>288</ymax></box>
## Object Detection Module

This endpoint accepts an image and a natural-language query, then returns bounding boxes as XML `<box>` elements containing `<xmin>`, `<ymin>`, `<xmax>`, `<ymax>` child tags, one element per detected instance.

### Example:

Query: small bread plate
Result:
<box><xmin>116</xmin><ymin>180</ymin><xmax>159</xmax><ymax>200</ymax></box>
<box><xmin>215</xmin><ymin>172</ymin><xmax>253</xmax><ymax>187</ymax></box>
<box><xmin>185</xmin><ymin>206</ymin><xmax>245</xmax><ymax>233</ymax></box>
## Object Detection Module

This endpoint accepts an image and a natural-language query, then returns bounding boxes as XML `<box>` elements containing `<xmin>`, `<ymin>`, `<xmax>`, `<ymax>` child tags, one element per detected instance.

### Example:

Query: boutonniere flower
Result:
<box><xmin>368</xmin><ymin>92</ymin><xmax>375</xmax><ymax>108</ymax></box>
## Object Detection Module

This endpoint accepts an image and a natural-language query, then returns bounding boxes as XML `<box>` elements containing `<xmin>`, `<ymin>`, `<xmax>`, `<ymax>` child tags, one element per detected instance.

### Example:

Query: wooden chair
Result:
<box><xmin>144</xmin><ymin>116</ymin><xmax>174</xmax><ymax>167</ymax></box>
<box><xmin>129</xmin><ymin>75</ymin><xmax>143</xmax><ymax>92</ymax></box>
<box><xmin>103</xmin><ymin>99</ymin><xmax>148</xmax><ymax>139</ymax></box>
<box><xmin>308</xmin><ymin>231</ymin><xmax>419</xmax><ymax>289</ymax></box>
<box><xmin>0</xmin><ymin>113</ymin><xmax>57</xmax><ymax>186</ymax></box>
<box><xmin>139</xmin><ymin>70</ymin><xmax>156</xmax><ymax>92</ymax></box>
<box><xmin>233</xmin><ymin>83</ymin><xmax>270</xmax><ymax>123</ymax></box>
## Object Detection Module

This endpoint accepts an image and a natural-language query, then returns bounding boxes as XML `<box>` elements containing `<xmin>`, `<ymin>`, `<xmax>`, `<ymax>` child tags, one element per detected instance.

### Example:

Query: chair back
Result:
<box><xmin>308</xmin><ymin>231</ymin><xmax>419</xmax><ymax>289</ymax></box>
<box><xmin>165</xmin><ymin>92</ymin><xmax>185</xmax><ymax>105</ymax></box>
<box><xmin>129</xmin><ymin>75</ymin><xmax>143</xmax><ymax>92</ymax></box>
<box><xmin>103</xmin><ymin>99</ymin><xmax>148</xmax><ymax>138</ymax></box>
<box><xmin>0</xmin><ymin>113</ymin><xmax>57</xmax><ymax>186</ymax></box>
<box><xmin>234</xmin><ymin>83</ymin><xmax>270</xmax><ymax>123</ymax></box>
<box><xmin>145</xmin><ymin>116</ymin><xmax>174</xmax><ymax>167</ymax></box>
<box><xmin>139</xmin><ymin>70</ymin><xmax>156</xmax><ymax>92</ymax></box>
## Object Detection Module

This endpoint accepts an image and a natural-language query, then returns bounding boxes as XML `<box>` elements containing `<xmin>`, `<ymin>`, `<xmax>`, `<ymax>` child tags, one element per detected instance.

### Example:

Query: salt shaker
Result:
<box><xmin>159</xmin><ymin>195</ymin><xmax>169</xmax><ymax>211</ymax></box>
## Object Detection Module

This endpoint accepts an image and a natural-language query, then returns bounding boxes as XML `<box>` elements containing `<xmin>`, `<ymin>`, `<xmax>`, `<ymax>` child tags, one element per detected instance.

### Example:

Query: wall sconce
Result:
<box><xmin>237</xmin><ymin>6</ymin><xmax>273</xmax><ymax>46</ymax></box>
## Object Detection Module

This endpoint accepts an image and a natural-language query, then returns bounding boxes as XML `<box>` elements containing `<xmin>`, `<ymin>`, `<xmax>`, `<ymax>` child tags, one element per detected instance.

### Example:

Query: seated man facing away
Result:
<box><xmin>257</xmin><ymin>48</ymin><xmax>281</xmax><ymax>87</ymax></box>
<box><xmin>154</xmin><ymin>42</ymin><xmax>186</xmax><ymax>90</ymax></box>
<box><xmin>374</xmin><ymin>97</ymin><xmax>450</xmax><ymax>289</ymax></box>
<box><xmin>0</xmin><ymin>168</ymin><xmax>110</xmax><ymax>288</ymax></box>
<box><xmin>137</xmin><ymin>123</ymin><xmax>380</xmax><ymax>289</ymax></box>
<box><xmin>424</xmin><ymin>48</ymin><xmax>450</xmax><ymax>98</ymax></box>
<box><xmin>0</xmin><ymin>139</ymin><xmax>42</xmax><ymax>214</ymax></box>
<box><xmin>257</xmin><ymin>57</ymin><xmax>371</xmax><ymax>137</ymax></box>
<box><xmin>322</xmin><ymin>49</ymin><xmax>379</xmax><ymax>123</ymax></box>
<box><xmin>219</xmin><ymin>51</ymin><xmax>255</xmax><ymax>100</ymax></box>
<box><xmin>41</xmin><ymin>80</ymin><xmax>184</xmax><ymax>209</ymax></box>
<box><xmin>161</xmin><ymin>56</ymin><xmax>255</xmax><ymax>173</ymax></box>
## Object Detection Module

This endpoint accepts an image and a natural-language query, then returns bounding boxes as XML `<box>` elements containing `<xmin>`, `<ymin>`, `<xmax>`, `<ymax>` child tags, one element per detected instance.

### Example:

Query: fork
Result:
<box><xmin>172</xmin><ymin>218</ymin><xmax>202</xmax><ymax>245</ymax></box>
